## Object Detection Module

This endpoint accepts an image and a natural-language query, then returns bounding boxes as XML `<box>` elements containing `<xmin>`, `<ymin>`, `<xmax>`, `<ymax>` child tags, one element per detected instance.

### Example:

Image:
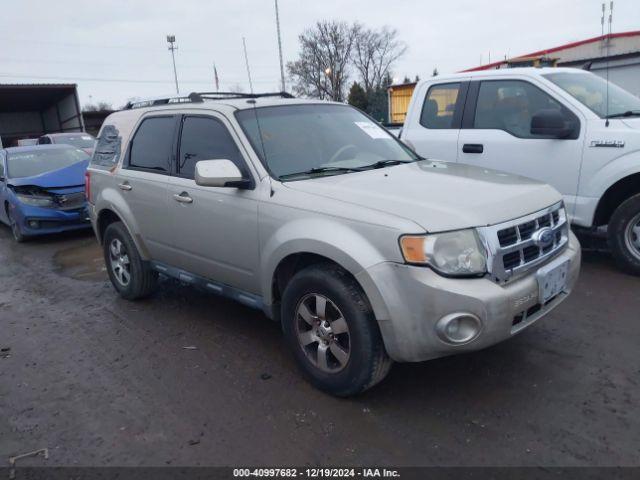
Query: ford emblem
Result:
<box><xmin>532</xmin><ymin>227</ymin><xmax>554</xmax><ymax>248</ymax></box>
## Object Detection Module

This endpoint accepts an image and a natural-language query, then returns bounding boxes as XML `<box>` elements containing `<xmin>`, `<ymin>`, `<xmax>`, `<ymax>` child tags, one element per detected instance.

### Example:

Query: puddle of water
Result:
<box><xmin>53</xmin><ymin>239</ymin><xmax>107</xmax><ymax>282</ymax></box>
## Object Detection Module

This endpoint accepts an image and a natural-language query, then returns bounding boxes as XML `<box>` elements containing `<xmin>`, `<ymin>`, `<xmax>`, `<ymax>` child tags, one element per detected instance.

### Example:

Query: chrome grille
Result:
<box><xmin>478</xmin><ymin>202</ymin><xmax>569</xmax><ymax>282</ymax></box>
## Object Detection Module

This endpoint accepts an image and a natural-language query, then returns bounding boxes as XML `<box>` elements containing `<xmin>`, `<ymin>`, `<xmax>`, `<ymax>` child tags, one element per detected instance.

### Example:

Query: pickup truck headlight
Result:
<box><xmin>400</xmin><ymin>229</ymin><xmax>487</xmax><ymax>276</ymax></box>
<box><xmin>16</xmin><ymin>194</ymin><xmax>54</xmax><ymax>208</ymax></box>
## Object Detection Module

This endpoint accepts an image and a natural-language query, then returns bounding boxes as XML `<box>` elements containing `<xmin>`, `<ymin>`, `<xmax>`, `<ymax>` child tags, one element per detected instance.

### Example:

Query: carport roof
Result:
<box><xmin>0</xmin><ymin>83</ymin><xmax>77</xmax><ymax>111</ymax></box>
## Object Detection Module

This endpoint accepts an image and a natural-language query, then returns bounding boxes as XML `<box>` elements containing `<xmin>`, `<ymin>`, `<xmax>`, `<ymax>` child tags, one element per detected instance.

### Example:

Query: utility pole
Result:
<box><xmin>166</xmin><ymin>35</ymin><xmax>179</xmax><ymax>94</ymax></box>
<box><xmin>242</xmin><ymin>37</ymin><xmax>254</xmax><ymax>94</ymax></box>
<box><xmin>274</xmin><ymin>0</ymin><xmax>286</xmax><ymax>92</ymax></box>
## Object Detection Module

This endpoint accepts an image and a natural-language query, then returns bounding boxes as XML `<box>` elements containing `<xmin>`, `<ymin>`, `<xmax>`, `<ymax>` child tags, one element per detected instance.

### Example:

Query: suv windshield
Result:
<box><xmin>235</xmin><ymin>104</ymin><xmax>418</xmax><ymax>180</ymax></box>
<box><xmin>544</xmin><ymin>72</ymin><xmax>640</xmax><ymax>118</ymax></box>
<box><xmin>54</xmin><ymin>134</ymin><xmax>96</xmax><ymax>149</ymax></box>
<box><xmin>7</xmin><ymin>148</ymin><xmax>89</xmax><ymax>179</ymax></box>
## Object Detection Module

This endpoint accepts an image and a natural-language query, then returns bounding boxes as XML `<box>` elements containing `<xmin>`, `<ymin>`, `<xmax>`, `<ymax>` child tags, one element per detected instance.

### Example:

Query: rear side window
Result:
<box><xmin>420</xmin><ymin>83</ymin><xmax>461</xmax><ymax>129</ymax></box>
<box><xmin>128</xmin><ymin>116</ymin><xmax>176</xmax><ymax>173</ymax></box>
<box><xmin>178</xmin><ymin>116</ymin><xmax>245</xmax><ymax>180</ymax></box>
<box><xmin>92</xmin><ymin>125</ymin><xmax>121</xmax><ymax>167</ymax></box>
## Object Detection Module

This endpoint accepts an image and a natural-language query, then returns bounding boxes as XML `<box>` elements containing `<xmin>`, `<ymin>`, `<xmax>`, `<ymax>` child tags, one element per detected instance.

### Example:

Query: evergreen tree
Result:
<box><xmin>348</xmin><ymin>82</ymin><xmax>368</xmax><ymax>112</ymax></box>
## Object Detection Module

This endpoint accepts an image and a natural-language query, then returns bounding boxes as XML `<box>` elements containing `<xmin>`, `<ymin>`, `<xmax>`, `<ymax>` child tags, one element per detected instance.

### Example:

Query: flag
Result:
<box><xmin>214</xmin><ymin>64</ymin><xmax>219</xmax><ymax>92</ymax></box>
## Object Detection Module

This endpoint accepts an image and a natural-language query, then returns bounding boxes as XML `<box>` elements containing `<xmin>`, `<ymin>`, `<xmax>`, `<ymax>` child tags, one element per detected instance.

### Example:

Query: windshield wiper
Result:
<box><xmin>605</xmin><ymin>110</ymin><xmax>640</xmax><ymax>119</ymax></box>
<box><xmin>354</xmin><ymin>159</ymin><xmax>417</xmax><ymax>170</ymax></box>
<box><xmin>279</xmin><ymin>166</ymin><xmax>362</xmax><ymax>180</ymax></box>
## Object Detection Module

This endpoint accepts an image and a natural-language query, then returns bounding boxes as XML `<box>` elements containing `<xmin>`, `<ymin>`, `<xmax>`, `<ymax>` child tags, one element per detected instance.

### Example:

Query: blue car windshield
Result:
<box><xmin>7</xmin><ymin>148</ymin><xmax>89</xmax><ymax>179</ymax></box>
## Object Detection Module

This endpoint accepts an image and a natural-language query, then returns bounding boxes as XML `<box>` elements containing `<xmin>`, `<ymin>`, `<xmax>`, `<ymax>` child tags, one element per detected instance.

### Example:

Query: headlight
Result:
<box><xmin>400</xmin><ymin>229</ymin><xmax>487</xmax><ymax>276</ymax></box>
<box><xmin>16</xmin><ymin>194</ymin><xmax>54</xmax><ymax>207</ymax></box>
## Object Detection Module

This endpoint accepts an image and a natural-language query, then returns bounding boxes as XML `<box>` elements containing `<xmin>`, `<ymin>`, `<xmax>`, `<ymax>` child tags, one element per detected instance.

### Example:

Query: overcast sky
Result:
<box><xmin>2</xmin><ymin>0</ymin><xmax>639</xmax><ymax>108</ymax></box>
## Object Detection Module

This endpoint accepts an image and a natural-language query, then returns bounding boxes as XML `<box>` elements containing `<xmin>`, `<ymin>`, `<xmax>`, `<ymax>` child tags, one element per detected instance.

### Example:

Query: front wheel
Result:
<box><xmin>608</xmin><ymin>193</ymin><xmax>640</xmax><ymax>276</ymax></box>
<box><xmin>103</xmin><ymin>221</ymin><xmax>158</xmax><ymax>299</ymax></box>
<box><xmin>7</xmin><ymin>208</ymin><xmax>26</xmax><ymax>243</ymax></box>
<box><xmin>281</xmin><ymin>264</ymin><xmax>392</xmax><ymax>396</ymax></box>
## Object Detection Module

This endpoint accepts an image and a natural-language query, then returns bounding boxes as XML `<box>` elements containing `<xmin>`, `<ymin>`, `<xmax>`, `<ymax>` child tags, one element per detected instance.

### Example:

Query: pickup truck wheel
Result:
<box><xmin>281</xmin><ymin>264</ymin><xmax>391</xmax><ymax>396</ymax></box>
<box><xmin>103</xmin><ymin>221</ymin><xmax>158</xmax><ymax>299</ymax></box>
<box><xmin>608</xmin><ymin>193</ymin><xmax>640</xmax><ymax>276</ymax></box>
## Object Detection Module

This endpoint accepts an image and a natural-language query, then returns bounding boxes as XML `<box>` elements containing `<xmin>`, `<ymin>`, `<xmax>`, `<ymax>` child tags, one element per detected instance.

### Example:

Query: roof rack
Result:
<box><xmin>124</xmin><ymin>91</ymin><xmax>294</xmax><ymax>110</ymax></box>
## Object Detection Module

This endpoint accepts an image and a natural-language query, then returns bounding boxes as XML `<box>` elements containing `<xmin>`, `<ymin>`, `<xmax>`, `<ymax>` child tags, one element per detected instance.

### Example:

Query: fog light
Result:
<box><xmin>436</xmin><ymin>313</ymin><xmax>482</xmax><ymax>345</ymax></box>
<box><xmin>28</xmin><ymin>220</ymin><xmax>39</xmax><ymax>229</ymax></box>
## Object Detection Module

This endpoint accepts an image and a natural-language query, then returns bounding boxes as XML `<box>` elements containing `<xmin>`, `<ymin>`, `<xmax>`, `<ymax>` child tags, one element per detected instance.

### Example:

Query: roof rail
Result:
<box><xmin>124</xmin><ymin>91</ymin><xmax>294</xmax><ymax>110</ymax></box>
<box><xmin>189</xmin><ymin>91</ymin><xmax>295</xmax><ymax>101</ymax></box>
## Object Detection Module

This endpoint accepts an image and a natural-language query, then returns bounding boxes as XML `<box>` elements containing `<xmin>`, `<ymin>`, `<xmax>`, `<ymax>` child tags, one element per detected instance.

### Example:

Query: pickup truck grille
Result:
<box><xmin>478</xmin><ymin>202</ymin><xmax>569</xmax><ymax>282</ymax></box>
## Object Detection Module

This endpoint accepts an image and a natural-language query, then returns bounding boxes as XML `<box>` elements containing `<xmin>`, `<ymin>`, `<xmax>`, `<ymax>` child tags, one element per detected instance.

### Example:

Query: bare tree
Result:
<box><xmin>352</xmin><ymin>25</ymin><xmax>407</xmax><ymax>92</ymax></box>
<box><xmin>287</xmin><ymin>20</ymin><xmax>358</xmax><ymax>101</ymax></box>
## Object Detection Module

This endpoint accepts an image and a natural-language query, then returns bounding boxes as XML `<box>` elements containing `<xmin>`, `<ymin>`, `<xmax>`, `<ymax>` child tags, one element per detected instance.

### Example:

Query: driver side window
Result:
<box><xmin>178</xmin><ymin>116</ymin><xmax>246</xmax><ymax>180</ymax></box>
<box><xmin>473</xmin><ymin>80</ymin><xmax>574</xmax><ymax>138</ymax></box>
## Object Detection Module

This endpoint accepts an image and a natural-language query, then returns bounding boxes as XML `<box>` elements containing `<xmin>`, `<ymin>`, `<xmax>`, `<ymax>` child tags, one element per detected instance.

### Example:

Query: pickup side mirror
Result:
<box><xmin>194</xmin><ymin>159</ymin><xmax>251</xmax><ymax>188</ymax></box>
<box><xmin>530</xmin><ymin>109</ymin><xmax>575</xmax><ymax>139</ymax></box>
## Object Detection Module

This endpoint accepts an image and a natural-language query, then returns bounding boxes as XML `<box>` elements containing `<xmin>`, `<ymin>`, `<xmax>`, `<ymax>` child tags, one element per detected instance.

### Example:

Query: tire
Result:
<box><xmin>7</xmin><ymin>208</ymin><xmax>26</xmax><ymax>243</ymax></box>
<box><xmin>608</xmin><ymin>193</ymin><xmax>640</xmax><ymax>276</ymax></box>
<box><xmin>281</xmin><ymin>263</ymin><xmax>392</xmax><ymax>397</ymax></box>
<box><xmin>103</xmin><ymin>221</ymin><xmax>158</xmax><ymax>299</ymax></box>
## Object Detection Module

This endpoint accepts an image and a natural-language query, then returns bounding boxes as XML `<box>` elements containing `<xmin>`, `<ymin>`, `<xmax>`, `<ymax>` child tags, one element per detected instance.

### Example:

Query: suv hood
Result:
<box><xmin>283</xmin><ymin>160</ymin><xmax>562</xmax><ymax>232</ymax></box>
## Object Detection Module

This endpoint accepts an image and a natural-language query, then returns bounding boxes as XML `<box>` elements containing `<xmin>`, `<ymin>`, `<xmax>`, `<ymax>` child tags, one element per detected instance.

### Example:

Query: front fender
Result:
<box><xmin>260</xmin><ymin>217</ymin><xmax>396</xmax><ymax>322</ymax></box>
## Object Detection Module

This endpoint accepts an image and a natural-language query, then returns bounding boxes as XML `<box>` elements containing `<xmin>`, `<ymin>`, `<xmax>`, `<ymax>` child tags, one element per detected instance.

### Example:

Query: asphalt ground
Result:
<box><xmin>0</xmin><ymin>227</ymin><xmax>638</xmax><ymax>467</ymax></box>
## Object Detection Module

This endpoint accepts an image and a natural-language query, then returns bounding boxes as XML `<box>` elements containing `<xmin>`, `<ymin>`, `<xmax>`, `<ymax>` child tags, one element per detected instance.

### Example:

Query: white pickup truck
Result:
<box><xmin>400</xmin><ymin>67</ymin><xmax>640</xmax><ymax>274</ymax></box>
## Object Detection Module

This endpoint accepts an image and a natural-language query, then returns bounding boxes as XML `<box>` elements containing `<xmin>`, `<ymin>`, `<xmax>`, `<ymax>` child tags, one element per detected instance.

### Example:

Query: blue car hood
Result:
<box><xmin>8</xmin><ymin>159</ymin><xmax>89</xmax><ymax>189</ymax></box>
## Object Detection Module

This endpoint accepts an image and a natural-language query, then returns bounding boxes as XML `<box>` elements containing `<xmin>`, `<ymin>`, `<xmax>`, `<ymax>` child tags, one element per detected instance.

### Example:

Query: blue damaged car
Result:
<box><xmin>0</xmin><ymin>144</ymin><xmax>91</xmax><ymax>242</ymax></box>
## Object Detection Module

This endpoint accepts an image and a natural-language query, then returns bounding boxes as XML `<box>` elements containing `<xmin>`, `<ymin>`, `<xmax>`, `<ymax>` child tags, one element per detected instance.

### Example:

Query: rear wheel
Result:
<box><xmin>7</xmin><ymin>209</ymin><xmax>26</xmax><ymax>243</ymax></box>
<box><xmin>103</xmin><ymin>221</ymin><xmax>158</xmax><ymax>299</ymax></box>
<box><xmin>281</xmin><ymin>263</ymin><xmax>392</xmax><ymax>396</ymax></box>
<box><xmin>608</xmin><ymin>193</ymin><xmax>640</xmax><ymax>276</ymax></box>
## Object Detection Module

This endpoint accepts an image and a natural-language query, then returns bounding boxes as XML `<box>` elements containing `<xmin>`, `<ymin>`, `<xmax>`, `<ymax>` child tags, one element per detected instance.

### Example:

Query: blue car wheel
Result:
<box><xmin>8</xmin><ymin>209</ymin><xmax>26</xmax><ymax>243</ymax></box>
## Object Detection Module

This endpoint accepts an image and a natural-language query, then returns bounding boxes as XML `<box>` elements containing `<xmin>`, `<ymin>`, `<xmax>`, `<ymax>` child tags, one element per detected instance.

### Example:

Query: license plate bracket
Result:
<box><xmin>537</xmin><ymin>259</ymin><xmax>569</xmax><ymax>304</ymax></box>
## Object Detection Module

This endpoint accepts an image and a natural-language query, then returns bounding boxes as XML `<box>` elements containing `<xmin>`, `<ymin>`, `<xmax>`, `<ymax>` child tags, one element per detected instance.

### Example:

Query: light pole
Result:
<box><xmin>274</xmin><ymin>0</ymin><xmax>286</xmax><ymax>92</ymax></box>
<box><xmin>166</xmin><ymin>35</ymin><xmax>179</xmax><ymax>94</ymax></box>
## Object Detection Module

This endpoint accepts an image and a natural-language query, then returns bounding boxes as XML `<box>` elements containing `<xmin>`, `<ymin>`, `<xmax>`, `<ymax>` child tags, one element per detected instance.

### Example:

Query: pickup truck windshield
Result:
<box><xmin>544</xmin><ymin>72</ymin><xmax>640</xmax><ymax>118</ymax></box>
<box><xmin>7</xmin><ymin>148</ymin><xmax>88</xmax><ymax>179</ymax></box>
<box><xmin>236</xmin><ymin>104</ymin><xmax>417</xmax><ymax>180</ymax></box>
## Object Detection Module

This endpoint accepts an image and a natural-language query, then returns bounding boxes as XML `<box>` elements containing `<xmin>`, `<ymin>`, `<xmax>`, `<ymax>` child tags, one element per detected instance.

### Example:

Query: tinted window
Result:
<box><xmin>178</xmin><ymin>116</ymin><xmax>244</xmax><ymax>179</ymax></box>
<box><xmin>129</xmin><ymin>117</ymin><xmax>175</xmax><ymax>172</ymax></box>
<box><xmin>38</xmin><ymin>137</ymin><xmax>51</xmax><ymax>145</ymax></box>
<box><xmin>420</xmin><ymin>83</ymin><xmax>460</xmax><ymax>129</ymax></box>
<box><xmin>92</xmin><ymin>125</ymin><xmax>121</xmax><ymax>167</ymax></box>
<box><xmin>474</xmin><ymin>80</ymin><xmax>572</xmax><ymax>138</ymax></box>
<box><xmin>7</xmin><ymin>147</ymin><xmax>88</xmax><ymax>179</ymax></box>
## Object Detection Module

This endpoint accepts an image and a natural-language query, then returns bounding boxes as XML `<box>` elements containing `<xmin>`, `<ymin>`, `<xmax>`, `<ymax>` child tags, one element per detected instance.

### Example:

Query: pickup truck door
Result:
<box><xmin>401</xmin><ymin>81</ymin><xmax>468</xmax><ymax>162</ymax></box>
<box><xmin>456</xmin><ymin>79</ymin><xmax>585</xmax><ymax>214</ymax></box>
<box><xmin>166</xmin><ymin>113</ymin><xmax>260</xmax><ymax>294</ymax></box>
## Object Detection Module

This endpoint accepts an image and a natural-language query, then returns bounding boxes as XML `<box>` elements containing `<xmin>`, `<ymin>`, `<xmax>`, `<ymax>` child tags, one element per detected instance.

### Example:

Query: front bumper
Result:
<box><xmin>13</xmin><ymin>203</ymin><xmax>91</xmax><ymax>236</ymax></box>
<box><xmin>359</xmin><ymin>231</ymin><xmax>581</xmax><ymax>363</ymax></box>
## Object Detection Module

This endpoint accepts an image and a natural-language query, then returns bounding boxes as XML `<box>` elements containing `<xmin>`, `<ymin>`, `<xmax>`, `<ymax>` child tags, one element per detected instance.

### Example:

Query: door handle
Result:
<box><xmin>118</xmin><ymin>183</ymin><xmax>132</xmax><ymax>191</ymax></box>
<box><xmin>173</xmin><ymin>192</ymin><xmax>193</xmax><ymax>204</ymax></box>
<box><xmin>462</xmin><ymin>143</ymin><xmax>484</xmax><ymax>154</ymax></box>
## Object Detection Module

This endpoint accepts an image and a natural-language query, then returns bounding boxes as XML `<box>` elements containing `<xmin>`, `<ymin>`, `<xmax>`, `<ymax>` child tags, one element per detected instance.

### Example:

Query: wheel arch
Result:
<box><xmin>593</xmin><ymin>172</ymin><xmax>640</xmax><ymax>226</ymax></box>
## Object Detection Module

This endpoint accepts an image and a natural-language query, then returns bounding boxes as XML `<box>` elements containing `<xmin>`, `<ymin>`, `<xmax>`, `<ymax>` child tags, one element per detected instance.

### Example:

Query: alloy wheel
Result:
<box><xmin>625</xmin><ymin>213</ymin><xmax>640</xmax><ymax>261</ymax></box>
<box><xmin>109</xmin><ymin>238</ymin><xmax>131</xmax><ymax>287</ymax></box>
<box><xmin>295</xmin><ymin>293</ymin><xmax>351</xmax><ymax>373</ymax></box>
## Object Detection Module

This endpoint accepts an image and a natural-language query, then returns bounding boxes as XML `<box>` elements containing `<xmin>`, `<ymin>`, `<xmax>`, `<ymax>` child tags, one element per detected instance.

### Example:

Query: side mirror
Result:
<box><xmin>530</xmin><ymin>109</ymin><xmax>574</xmax><ymax>139</ymax></box>
<box><xmin>194</xmin><ymin>159</ymin><xmax>250</xmax><ymax>188</ymax></box>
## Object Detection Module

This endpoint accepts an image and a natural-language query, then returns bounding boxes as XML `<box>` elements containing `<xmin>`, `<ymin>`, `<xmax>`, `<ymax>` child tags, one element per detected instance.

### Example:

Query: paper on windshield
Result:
<box><xmin>354</xmin><ymin>121</ymin><xmax>389</xmax><ymax>139</ymax></box>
